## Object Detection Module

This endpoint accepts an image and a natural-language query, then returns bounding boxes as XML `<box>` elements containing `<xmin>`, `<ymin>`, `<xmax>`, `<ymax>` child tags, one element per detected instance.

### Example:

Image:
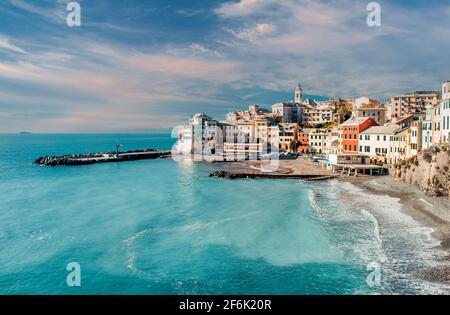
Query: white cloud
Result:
<box><xmin>1</xmin><ymin>0</ymin><xmax>450</xmax><ymax>132</ymax></box>
<box><xmin>9</xmin><ymin>0</ymin><xmax>66</xmax><ymax>23</ymax></box>
<box><xmin>215</xmin><ymin>0</ymin><xmax>276</xmax><ymax>17</ymax></box>
<box><xmin>230</xmin><ymin>23</ymin><xmax>276</xmax><ymax>42</ymax></box>
<box><xmin>214</xmin><ymin>0</ymin><xmax>450</xmax><ymax>100</ymax></box>
<box><xmin>0</xmin><ymin>35</ymin><xmax>26</xmax><ymax>54</ymax></box>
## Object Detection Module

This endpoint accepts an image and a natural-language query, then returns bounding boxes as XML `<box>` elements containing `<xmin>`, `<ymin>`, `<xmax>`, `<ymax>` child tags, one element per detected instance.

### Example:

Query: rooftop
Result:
<box><xmin>390</xmin><ymin>91</ymin><xmax>437</xmax><ymax>97</ymax></box>
<box><xmin>301</xmin><ymin>128</ymin><xmax>329</xmax><ymax>134</ymax></box>
<box><xmin>358</xmin><ymin>103</ymin><xmax>386</xmax><ymax>109</ymax></box>
<box><xmin>360</xmin><ymin>125</ymin><xmax>401</xmax><ymax>135</ymax></box>
<box><xmin>340</xmin><ymin>117</ymin><xmax>372</xmax><ymax>126</ymax></box>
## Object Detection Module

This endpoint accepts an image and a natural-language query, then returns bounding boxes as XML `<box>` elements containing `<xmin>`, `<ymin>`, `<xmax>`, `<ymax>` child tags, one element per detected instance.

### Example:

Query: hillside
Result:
<box><xmin>391</xmin><ymin>144</ymin><xmax>450</xmax><ymax>197</ymax></box>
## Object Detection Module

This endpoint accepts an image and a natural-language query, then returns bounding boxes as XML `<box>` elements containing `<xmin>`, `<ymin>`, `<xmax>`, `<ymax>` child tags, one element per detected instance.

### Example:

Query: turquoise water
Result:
<box><xmin>0</xmin><ymin>134</ymin><xmax>448</xmax><ymax>294</ymax></box>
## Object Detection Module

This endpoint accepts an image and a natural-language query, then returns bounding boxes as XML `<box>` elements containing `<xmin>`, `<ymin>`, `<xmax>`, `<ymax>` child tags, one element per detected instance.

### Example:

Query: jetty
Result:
<box><xmin>34</xmin><ymin>148</ymin><xmax>171</xmax><ymax>166</ymax></box>
<box><xmin>209</xmin><ymin>170</ymin><xmax>338</xmax><ymax>180</ymax></box>
<box><xmin>209</xmin><ymin>158</ymin><xmax>339</xmax><ymax>180</ymax></box>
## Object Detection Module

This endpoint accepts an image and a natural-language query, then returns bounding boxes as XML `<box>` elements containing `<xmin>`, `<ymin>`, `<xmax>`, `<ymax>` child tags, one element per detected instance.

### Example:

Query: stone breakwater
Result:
<box><xmin>34</xmin><ymin>149</ymin><xmax>172</xmax><ymax>166</ymax></box>
<box><xmin>209</xmin><ymin>170</ymin><xmax>338</xmax><ymax>180</ymax></box>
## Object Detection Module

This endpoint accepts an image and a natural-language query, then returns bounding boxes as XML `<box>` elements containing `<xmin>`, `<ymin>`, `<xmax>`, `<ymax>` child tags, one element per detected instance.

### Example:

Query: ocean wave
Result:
<box><xmin>122</xmin><ymin>210</ymin><xmax>263</xmax><ymax>246</ymax></box>
<box><xmin>308</xmin><ymin>180</ymin><xmax>450</xmax><ymax>294</ymax></box>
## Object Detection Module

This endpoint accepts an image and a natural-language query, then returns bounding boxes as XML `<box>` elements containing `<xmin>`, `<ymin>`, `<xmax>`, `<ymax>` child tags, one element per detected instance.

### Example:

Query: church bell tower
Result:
<box><xmin>295</xmin><ymin>84</ymin><xmax>303</xmax><ymax>104</ymax></box>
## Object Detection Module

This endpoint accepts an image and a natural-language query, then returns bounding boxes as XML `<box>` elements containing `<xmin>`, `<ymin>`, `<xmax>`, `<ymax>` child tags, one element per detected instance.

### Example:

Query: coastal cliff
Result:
<box><xmin>391</xmin><ymin>144</ymin><xmax>450</xmax><ymax>197</ymax></box>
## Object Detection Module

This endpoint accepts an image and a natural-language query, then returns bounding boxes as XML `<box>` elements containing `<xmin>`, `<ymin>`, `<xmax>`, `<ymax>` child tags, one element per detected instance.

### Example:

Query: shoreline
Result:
<box><xmin>340</xmin><ymin>175</ymin><xmax>450</xmax><ymax>248</ymax></box>
<box><xmin>219</xmin><ymin>159</ymin><xmax>450</xmax><ymax>285</ymax></box>
<box><xmin>340</xmin><ymin>175</ymin><xmax>450</xmax><ymax>284</ymax></box>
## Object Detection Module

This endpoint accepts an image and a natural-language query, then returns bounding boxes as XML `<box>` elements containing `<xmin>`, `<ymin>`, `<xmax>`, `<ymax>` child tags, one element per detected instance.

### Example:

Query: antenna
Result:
<box><xmin>116</xmin><ymin>143</ymin><xmax>123</xmax><ymax>157</ymax></box>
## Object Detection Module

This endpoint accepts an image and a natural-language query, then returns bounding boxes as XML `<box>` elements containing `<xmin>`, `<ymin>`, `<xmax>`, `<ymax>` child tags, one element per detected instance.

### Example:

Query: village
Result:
<box><xmin>175</xmin><ymin>82</ymin><xmax>450</xmax><ymax>180</ymax></box>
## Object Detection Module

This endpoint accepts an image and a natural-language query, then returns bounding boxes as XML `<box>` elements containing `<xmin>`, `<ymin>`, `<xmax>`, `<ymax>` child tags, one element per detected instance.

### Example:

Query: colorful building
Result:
<box><xmin>340</xmin><ymin>117</ymin><xmax>379</xmax><ymax>154</ymax></box>
<box><xmin>297</xmin><ymin>129</ymin><xmax>310</xmax><ymax>153</ymax></box>
<box><xmin>386</xmin><ymin>91</ymin><xmax>437</xmax><ymax>121</ymax></box>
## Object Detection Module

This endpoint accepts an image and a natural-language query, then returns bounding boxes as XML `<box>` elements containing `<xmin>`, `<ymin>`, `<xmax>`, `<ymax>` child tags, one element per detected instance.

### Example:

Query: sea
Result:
<box><xmin>0</xmin><ymin>133</ymin><xmax>449</xmax><ymax>294</ymax></box>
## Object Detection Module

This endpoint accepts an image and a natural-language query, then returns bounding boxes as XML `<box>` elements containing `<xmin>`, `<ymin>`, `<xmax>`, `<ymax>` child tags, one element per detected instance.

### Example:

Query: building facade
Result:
<box><xmin>440</xmin><ymin>81</ymin><xmax>450</xmax><ymax>142</ymax></box>
<box><xmin>354</xmin><ymin>96</ymin><xmax>379</xmax><ymax>109</ymax></box>
<box><xmin>271</xmin><ymin>102</ymin><xmax>301</xmax><ymax>123</ymax></box>
<box><xmin>421</xmin><ymin>104</ymin><xmax>434</xmax><ymax>150</ymax></box>
<box><xmin>352</xmin><ymin>104</ymin><xmax>387</xmax><ymax>125</ymax></box>
<box><xmin>176</xmin><ymin>113</ymin><xmax>225</xmax><ymax>159</ymax></box>
<box><xmin>278</xmin><ymin>123</ymin><xmax>299</xmax><ymax>151</ymax></box>
<box><xmin>307</xmin><ymin>128</ymin><xmax>331</xmax><ymax>154</ymax></box>
<box><xmin>386</xmin><ymin>92</ymin><xmax>437</xmax><ymax>120</ymax></box>
<box><xmin>340</xmin><ymin>117</ymin><xmax>379</xmax><ymax>154</ymax></box>
<box><xmin>358</xmin><ymin>125</ymin><xmax>401</xmax><ymax>163</ymax></box>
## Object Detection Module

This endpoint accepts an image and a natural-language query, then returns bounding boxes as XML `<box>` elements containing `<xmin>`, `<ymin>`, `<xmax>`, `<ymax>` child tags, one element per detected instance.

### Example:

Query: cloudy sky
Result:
<box><xmin>0</xmin><ymin>0</ymin><xmax>449</xmax><ymax>133</ymax></box>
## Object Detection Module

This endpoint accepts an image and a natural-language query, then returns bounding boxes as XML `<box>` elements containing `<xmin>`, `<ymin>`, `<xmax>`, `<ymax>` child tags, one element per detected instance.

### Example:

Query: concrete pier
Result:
<box><xmin>34</xmin><ymin>149</ymin><xmax>171</xmax><ymax>166</ymax></box>
<box><xmin>330</xmin><ymin>164</ymin><xmax>388</xmax><ymax>177</ymax></box>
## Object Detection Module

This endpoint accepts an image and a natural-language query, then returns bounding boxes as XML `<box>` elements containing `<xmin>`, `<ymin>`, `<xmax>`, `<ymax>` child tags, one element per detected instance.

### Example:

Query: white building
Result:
<box><xmin>354</xmin><ymin>96</ymin><xmax>379</xmax><ymax>109</ymax></box>
<box><xmin>327</xmin><ymin>127</ymin><xmax>340</xmax><ymax>155</ymax></box>
<box><xmin>222</xmin><ymin>119</ymin><xmax>280</xmax><ymax>158</ymax></box>
<box><xmin>176</xmin><ymin>113</ymin><xmax>224</xmax><ymax>159</ymax></box>
<box><xmin>422</xmin><ymin>104</ymin><xmax>434</xmax><ymax>150</ymax></box>
<box><xmin>271</xmin><ymin>102</ymin><xmax>301</xmax><ymax>123</ymax></box>
<box><xmin>303</xmin><ymin>128</ymin><xmax>331</xmax><ymax>154</ymax></box>
<box><xmin>440</xmin><ymin>81</ymin><xmax>450</xmax><ymax>142</ymax></box>
<box><xmin>301</xmin><ymin>99</ymin><xmax>334</xmax><ymax>126</ymax></box>
<box><xmin>358</xmin><ymin>125</ymin><xmax>401</xmax><ymax>163</ymax></box>
<box><xmin>226</xmin><ymin>105</ymin><xmax>273</xmax><ymax>122</ymax></box>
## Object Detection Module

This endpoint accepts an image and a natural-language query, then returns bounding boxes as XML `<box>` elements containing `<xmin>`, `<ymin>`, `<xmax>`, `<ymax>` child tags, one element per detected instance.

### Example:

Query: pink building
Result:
<box><xmin>386</xmin><ymin>92</ymin><xmax>437</xmax><ymax>120</ymax></box>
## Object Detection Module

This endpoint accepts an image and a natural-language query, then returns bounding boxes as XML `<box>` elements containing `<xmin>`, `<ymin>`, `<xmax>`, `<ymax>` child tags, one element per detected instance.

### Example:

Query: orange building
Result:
<box><xmin>297</xmin><ymin>129</ymin><xmax>310</xmax><ymax>153</ymax></box>
<box><xmin>341</xmin><ymin>117</ymin><xmax>378</xmax><ymax>154</ymax></box>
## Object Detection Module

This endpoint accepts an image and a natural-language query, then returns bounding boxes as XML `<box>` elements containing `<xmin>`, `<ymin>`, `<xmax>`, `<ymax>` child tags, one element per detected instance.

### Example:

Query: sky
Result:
<box><xmin>0</xmin><ymin>0</ymin><xmax>449</xmax><ymax>133</ymax></box>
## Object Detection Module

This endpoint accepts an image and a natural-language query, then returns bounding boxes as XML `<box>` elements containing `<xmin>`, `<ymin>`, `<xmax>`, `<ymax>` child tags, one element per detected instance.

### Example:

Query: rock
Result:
<box><xmin>209</xmin><ymin>171</ymin><xmax>227</xmax><ymax>178</ymax></box>
<box><xmin>392</xmin><ymin>144</ymin><xmax>450</xmax><ymax>197</ymax></box>
<box><xmin>420</xmin><ymin>266</ymin><xmax>450</xmax><ymax>284</ymax></box>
